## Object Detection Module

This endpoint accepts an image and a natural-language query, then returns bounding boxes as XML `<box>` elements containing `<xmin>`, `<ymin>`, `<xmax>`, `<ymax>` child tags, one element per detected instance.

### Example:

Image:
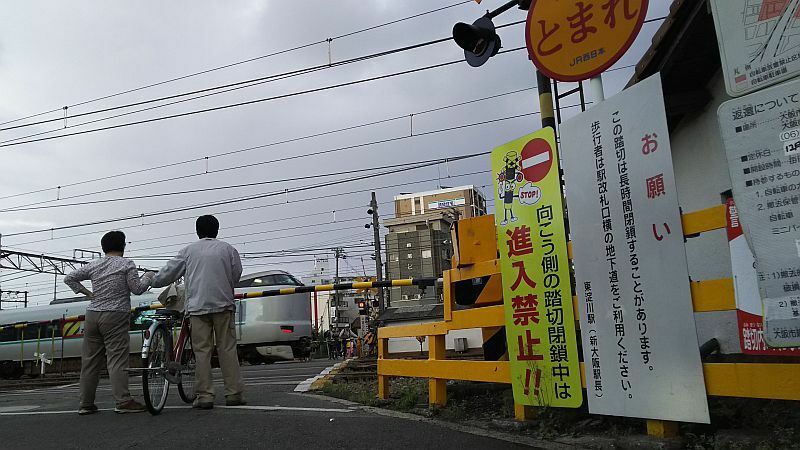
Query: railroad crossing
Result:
<box><xmin>0</xmin><ymin>361</ymin><xmax>530</xmax><ymax>449</ymax></box>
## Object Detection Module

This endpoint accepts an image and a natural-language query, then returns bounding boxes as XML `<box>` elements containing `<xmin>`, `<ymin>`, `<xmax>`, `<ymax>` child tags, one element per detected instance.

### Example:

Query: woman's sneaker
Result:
<box><xmin>78</xmin><ymin>404</ymin><xmax>98</xmax><ymax>415</ymax></box>
<box><xmin>114</xmin><ymin>399</ymin><xmax>146</xmax><ymax>413</ymax></box>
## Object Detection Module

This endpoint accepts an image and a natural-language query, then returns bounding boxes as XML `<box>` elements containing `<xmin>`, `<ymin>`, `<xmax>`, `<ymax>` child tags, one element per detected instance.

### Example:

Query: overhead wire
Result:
<box><xmin>0</xmin><ymin>40</ymin><xmax>528</xmax><ymax>150</ymax></box>
<box><xmin>0</xmin><ymin>1</ymin><xmax>473</xmax><ymax>128</ymax></box>
<box><xmin>0</xmin><ymin>103</ymin><xmax>555</xmax><ymax>225</ymax></box>
<box><xmin>0</xmin><ymin>156</ymin><xmax>472</xmax><ymax>213</ymax></box>
<box><xmin>4</xmin><ymin>170</ymin><xmax>490</xmax><ymax>243</ymax></box>
<box><xmin>0</xmin><ymin>83</ymin><xmax>535</xmax><ymax>209</ymax></box>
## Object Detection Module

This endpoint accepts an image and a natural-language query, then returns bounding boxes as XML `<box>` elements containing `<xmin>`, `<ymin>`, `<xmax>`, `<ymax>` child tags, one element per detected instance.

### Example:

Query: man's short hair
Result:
<box><xmin>196</xmin><ymin>215</ymin><xmax>220</xmax><ymax>239</ymax></box>
<box><xmin>101</xmin><ymin>231</ymin><xmax>126</xmax><ymax>254</ymax></box>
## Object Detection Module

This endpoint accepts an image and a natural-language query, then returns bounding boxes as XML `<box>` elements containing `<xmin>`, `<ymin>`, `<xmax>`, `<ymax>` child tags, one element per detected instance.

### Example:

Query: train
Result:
<box><xmin>0</xmin><ymin>270</ymin><xmax>311</xmax><ymax>378</ymax></box>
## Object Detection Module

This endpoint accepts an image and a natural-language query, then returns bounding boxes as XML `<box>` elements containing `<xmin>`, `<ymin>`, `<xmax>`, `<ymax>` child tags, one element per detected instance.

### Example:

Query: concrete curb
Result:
<box><xmin>293</xmin><ymin>358</ymin><xmax>353</xmax><ymax>393</ymax></box>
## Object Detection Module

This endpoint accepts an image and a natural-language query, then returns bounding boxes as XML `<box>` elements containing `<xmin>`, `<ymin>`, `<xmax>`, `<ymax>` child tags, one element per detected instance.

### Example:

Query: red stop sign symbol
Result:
<box><xmin>520</xmin><ymin>138</ymin><xmax>553</xmax><ymax>183</ymax></box>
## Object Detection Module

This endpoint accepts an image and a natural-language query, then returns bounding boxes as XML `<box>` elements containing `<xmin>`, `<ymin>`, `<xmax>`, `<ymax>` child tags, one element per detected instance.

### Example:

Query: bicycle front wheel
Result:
<box><xmin>142</xmin><ymin>325</ymin><xmax>170</xmax><ymax>415</ymax></box>
<box><xmin>177</xmin><ymin>335</ymin><xmax>196</xmax><ymax>404</ymax></box>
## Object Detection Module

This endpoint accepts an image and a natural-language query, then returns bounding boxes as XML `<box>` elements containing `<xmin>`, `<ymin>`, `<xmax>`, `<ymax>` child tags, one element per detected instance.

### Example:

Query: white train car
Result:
<box><xmin>0</xmin><ymin>270</ymin><xmax>311</xmax><ymax>378</ymax></box>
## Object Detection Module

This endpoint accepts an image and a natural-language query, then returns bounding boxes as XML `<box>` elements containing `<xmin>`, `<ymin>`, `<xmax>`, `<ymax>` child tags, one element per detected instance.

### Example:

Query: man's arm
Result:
<box><xmin>231</xmin><ymin>246</ymin><xmax>243</xmax><ymax>285</ymax></box>
<box><xmin>151</xmin><ymin>248</ymin><xmax>187</xmax><ymax>288</ymax></box>
<box><xmin>64</xmin><ymin>264</ymin><xmax>93</xmax><ymax>297</ymax></box>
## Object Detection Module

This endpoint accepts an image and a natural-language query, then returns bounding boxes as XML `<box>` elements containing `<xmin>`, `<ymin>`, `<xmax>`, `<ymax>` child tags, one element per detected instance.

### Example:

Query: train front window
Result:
<box><xmin>237</xmin><ymin>274</ymin><xmax>303</xmax><ymax>288</ymax></box>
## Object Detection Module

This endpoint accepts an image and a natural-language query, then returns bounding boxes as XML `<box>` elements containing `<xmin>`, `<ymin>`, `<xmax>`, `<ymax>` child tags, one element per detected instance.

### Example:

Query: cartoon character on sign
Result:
<box><xmin>498</xmin><ymin>151</ymin><xmax>523</xmax><ymax>225</ymax></box>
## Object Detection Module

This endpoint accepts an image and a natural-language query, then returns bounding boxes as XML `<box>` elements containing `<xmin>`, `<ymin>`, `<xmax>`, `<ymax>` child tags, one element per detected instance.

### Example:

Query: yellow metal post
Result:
<box><xmin>647</xmin><ymin>420</ymin><xmax>679</xmax><ymax>439</ymax></box>
<box><xmin>428</xmin><ymin>334</ymin><xmax>447</xmax><ymax>407</ymax></box>
<box><xmin>514</xmin><ymin>403</ymin><xmax>537</xmax><ymax>421</ymax></box>
<box><xmin>377</xmin><ymin>338</ymin><xmax>390</xmax><ymax>400</ymax></box>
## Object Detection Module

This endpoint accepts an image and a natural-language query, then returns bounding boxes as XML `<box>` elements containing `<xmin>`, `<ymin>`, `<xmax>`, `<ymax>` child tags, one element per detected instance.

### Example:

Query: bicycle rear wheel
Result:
<box><xmin>142</xmin><ymin>325</ymin><xmax>170</xmax><ymax>415</ymax></box>
<box><xmin>177</xmin><ymin>335</ymin><xmax>196</xmax><ymax>404</ymax></box>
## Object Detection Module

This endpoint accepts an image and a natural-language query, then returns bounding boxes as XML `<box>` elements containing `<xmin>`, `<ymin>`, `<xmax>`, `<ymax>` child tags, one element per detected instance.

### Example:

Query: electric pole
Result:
<box><xmin>331</xmin><ymin>247</ymin><xmax>344</xmax><ymax>333</ymax></box>
<box><xmin>368</xmin><ymin>192</ymin><xmax>385</xmax><ymax>312</ymax></box>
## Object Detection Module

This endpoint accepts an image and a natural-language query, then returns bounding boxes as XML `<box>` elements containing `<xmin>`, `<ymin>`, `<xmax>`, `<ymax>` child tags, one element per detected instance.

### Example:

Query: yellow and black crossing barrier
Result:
<box><xmin>0</xmin><ymin>277</ymin><xmax>440</xmax><ymax>332</ymax></box>
<box><xmin>234</xmin><ymin>277</ymin><xmax>440</xmax><ymax>299</ymax></box>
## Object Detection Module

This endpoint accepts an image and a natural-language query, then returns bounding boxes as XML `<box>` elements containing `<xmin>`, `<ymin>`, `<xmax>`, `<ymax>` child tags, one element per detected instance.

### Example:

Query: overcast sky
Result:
<box><xmin>0</xmin><ymin>0</ymin><xmax>672</xmax><ymax>305</ymax></box>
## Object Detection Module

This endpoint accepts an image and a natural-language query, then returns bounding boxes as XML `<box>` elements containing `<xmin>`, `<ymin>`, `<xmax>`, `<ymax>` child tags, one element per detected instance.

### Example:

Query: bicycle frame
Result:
<box><xmin>141</xmin><ymin>314</ymin><xmax>191</xmax><ymax>365</ymax></box>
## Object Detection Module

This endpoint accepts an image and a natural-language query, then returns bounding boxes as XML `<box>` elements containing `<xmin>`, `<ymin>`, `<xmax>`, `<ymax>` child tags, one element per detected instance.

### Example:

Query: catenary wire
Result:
<box><xmin>0</xmin><ymin>1</ymin><xmax>473</xmax><ymax>128</ymax></box>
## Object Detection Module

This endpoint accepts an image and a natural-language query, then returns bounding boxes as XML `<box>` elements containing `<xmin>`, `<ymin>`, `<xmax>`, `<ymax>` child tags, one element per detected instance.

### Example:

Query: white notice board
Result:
<box><xmin>560</xmin><ymin>74</ymin><xmax>710</xmax><ymax>424</ymax></box>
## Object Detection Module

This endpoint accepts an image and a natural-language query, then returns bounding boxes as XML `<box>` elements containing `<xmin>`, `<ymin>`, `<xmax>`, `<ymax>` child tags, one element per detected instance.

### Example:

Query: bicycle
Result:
<box><xmin>138</xmin><ymin>308</ymin><xmax>196</xmax><ymax>415</ymax></box>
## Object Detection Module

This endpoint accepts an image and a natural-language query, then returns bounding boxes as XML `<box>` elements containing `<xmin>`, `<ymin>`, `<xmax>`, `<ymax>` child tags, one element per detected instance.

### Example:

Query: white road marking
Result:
<box><xmin>214</xmin><ymin>405</ymin><xmax>353</xmax><ymax>413</ymax></box>
<box><xmin>0</xmin><ymin>404</ymin><xmax>354</xmax><ymax>416</ymax></box>
<box><xmin>0</xmin><ymin>405</ymin><xmax>39</xmax><ymax>413</ymax></box>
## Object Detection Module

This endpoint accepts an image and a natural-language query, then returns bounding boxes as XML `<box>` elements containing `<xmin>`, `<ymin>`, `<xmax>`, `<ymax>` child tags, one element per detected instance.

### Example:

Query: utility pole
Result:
<box><xmin>368</xmin><ymin>192</ymin><xmax>385</xmax><ymax>312</ymax></box>
<box><xmin>330</xmin><ymin>247</ymin><xmax>344</xmax><ymax>334</ymax></box>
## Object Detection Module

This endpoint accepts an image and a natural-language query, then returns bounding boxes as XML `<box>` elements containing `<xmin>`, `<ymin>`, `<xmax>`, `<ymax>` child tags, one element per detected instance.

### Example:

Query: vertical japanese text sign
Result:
<box><xmin>561</xmin><ymin>74</ymin><xmax>710</xmax><ymax>423</ymax></box>
<box><xmin>718</xmin><ymin>77</ymin><xmax>800</xmax><ymax>348</ymax></box>
<box><xmin>491</xmin><ymin>128</ymin><xmax>583</xmax><ymax>408</ymax></box>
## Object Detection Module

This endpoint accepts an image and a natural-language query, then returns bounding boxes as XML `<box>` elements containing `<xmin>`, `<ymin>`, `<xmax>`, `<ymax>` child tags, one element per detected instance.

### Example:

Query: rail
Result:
<box><xmin>376</xmin><ymin>205</ymin><xmax>800</xmax><ymax>439</ymax></box>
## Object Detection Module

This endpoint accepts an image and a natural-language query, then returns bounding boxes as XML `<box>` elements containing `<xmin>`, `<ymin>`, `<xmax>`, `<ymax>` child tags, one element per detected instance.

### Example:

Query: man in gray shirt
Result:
<box><xmin>152</xmin><ymin>215</ymin><xmax>244</xmax><ymax>409</ymax></box>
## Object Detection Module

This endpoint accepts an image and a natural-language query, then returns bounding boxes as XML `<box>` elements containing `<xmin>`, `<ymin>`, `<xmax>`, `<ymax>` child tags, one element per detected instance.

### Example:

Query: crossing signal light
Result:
<box><xmin>452</xmin><ymin>16</ymin><xmax>500</xmax><ymax>67</ymax></box>
<box><xmin>358</xmin><ymin>301</ymin><xmax>368</xmax><ymax>315</ymax></box>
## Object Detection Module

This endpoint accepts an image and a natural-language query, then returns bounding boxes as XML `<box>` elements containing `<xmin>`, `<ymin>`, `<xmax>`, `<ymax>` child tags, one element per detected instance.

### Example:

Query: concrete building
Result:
<box><xmin>383</xmin><ymin>185</ymin><xmax>488</xmax><ymax>309</ymax></box>
<box><xmin>393</xmin><ymin>185</ymin><xmax>488</xmax><ymax>220</ymax></box>
<box><xmin>379</xmin><ymin>186</ymin><xmax>488</xmax><ymax>353</ymax></box>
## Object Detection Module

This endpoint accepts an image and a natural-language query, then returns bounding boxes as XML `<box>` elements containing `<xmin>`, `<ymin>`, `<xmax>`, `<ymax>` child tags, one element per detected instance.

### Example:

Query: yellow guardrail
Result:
<box><xmin>377</xmin><ymin>204</ymin><xmax>800</xmax><ymax>438</ymax></box>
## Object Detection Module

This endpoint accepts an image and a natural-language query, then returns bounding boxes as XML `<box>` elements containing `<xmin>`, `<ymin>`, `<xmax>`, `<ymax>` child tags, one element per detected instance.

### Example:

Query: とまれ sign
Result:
<box><xmin>560</xmin><ymin>74</ymin><xmax>709</xmax><ymax>423</ymax></box>
<box><xmin>491</xmin><ymin>127</ymin><xmax>582</xmax><ymax>408</ymax></box>
<box><xmin>525</xmin><ymin>0</ymin><xmax>648</xmax><ymax>82</ymax></box>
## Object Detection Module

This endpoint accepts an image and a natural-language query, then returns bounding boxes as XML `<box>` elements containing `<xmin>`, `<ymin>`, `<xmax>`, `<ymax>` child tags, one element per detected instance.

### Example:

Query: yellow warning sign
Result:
<box><xmin>491</xmin><ymin>128</ymin><xmax>583</xmax><ymax>408</ymax></box>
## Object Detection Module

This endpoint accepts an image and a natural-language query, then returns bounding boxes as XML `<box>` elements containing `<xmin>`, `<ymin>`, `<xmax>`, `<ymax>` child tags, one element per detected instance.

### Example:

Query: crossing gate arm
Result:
<box><xmin>234</xmin><ymin>278</ymin><xmax>441</xmax><ymax>299</ymax></box>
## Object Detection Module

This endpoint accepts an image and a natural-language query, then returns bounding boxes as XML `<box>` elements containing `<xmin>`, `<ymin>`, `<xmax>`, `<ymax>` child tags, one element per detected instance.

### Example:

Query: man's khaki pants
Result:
<box><xmin>191</xmin><ymin>311</ymin><xmax>244</xmax><ymax>402</ymax></box>
<box><xmin>79</xmin><ymin>310</ymin><xmax>132</xmax><ymax>408</ymax></box>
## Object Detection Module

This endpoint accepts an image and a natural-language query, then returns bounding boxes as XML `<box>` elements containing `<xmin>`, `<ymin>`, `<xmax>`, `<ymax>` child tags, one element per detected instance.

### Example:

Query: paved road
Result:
<box><xmin>0</xmin><ymin>360</ymin><xmax>533</xmax><ymax>449</ymax></box>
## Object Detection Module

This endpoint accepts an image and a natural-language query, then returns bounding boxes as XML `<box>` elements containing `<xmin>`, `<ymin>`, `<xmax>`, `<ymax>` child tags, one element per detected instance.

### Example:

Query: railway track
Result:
<box><xmin>0</xmin><ymin>375</ymin><xmax>80</xmax><ymax>392</ymax></box>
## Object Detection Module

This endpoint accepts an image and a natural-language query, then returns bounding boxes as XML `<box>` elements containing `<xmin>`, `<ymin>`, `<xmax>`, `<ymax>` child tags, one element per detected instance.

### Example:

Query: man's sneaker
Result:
<box><xmin>114</xmin><ymin>399</ymin><xmax>146</xmax><ymax>414</ymax></box>
<box><xmin>225</xmin><ymin>395</ymin><xmax>246</xmax><ymax>407</ymax></box>
<box><xmin>78</xmin><ymin>405</ymin><xmax>98</xmax><ymax>415</ymax></box>
<box><xmin>192</xmin><ymin>398</ymin><xmax>214</xmax><ymax>410</ymax></box>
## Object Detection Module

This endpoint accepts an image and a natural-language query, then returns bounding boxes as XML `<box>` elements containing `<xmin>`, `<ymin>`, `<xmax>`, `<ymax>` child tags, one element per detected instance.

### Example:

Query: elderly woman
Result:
<box><xmin>64</xmin><ymin>230</ymin><xmax>154</xmax><ymax>415</ymax></box>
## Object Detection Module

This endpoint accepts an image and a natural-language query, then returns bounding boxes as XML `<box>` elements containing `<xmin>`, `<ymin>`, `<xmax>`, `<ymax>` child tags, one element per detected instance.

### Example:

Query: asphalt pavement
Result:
<box><xmin>0</xmin><ymin>359</ymin><xmax>534</xmax><ymax>449</ymax></box>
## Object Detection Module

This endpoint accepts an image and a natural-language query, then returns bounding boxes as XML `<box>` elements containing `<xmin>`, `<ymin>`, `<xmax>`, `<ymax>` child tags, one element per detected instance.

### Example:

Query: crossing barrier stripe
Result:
<box><xmin>234</xmin><ymin>278</ymin><xmax>439</xmax><ymax>299</ymax></box>
<box><xmin>0</xmin><ymin>278</ymin><xmax>439</xmax><ymax>331</ymax></box>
